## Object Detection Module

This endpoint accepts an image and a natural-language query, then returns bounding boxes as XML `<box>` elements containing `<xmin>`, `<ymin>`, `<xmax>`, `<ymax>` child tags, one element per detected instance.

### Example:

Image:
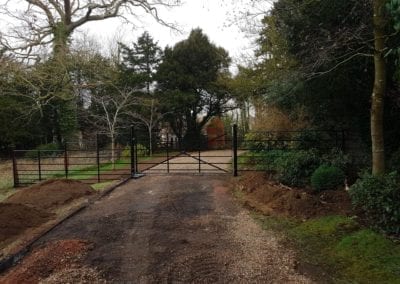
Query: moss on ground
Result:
<box><xmin>255</xmin><ymin>214</ymin><xmax>400</xmax><ymax>283</ymax></box>
<box><xmin>91</xmin><ymin>181</ymin><xmax>115</xmax><ymax>191</ymax></box>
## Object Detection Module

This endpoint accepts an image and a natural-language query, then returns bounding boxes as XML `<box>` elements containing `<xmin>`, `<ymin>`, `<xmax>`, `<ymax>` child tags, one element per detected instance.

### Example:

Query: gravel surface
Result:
<box><xmin>13</xmin><ymin>175</ymin><xmax>313</xmax><ymax>283</ymax></box>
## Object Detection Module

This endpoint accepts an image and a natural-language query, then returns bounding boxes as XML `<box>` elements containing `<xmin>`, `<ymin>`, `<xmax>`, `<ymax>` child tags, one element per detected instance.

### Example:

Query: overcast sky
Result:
<box><xmin>1</xmin><ymin>0</ymin><xmax>270</xmax><ymax>70</ymax></box>
<box><xmin>80</xmin><ymin>0</ymin><xmax>270</xmax><ymax>69</ymax></box>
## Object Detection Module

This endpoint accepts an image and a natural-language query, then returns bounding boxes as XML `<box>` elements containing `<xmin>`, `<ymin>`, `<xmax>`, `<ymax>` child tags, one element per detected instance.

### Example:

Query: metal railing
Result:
<box><xmin>12</xmin><ymin>130</ymin><xmax>135</xmax><ymax>187</ymax></box>
<box><xmin>11</xmin><ymin>126</ymin><xmax>347</xmax><ymax>187</ymax></box>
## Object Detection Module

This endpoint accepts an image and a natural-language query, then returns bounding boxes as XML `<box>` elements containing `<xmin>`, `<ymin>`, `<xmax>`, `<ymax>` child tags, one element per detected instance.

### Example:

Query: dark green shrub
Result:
<box><xmin>275</xmin><ymin>149</ymin><xmax>321</xmax><ymax>187</ymax></box>
<box><xmin>349</xmin><ymin>172</ymin><xmax>400</xmax><ymax>234</ymax></box>
<box><xmin>24</xmin><ymin>143</ymin><xmax>60</xmax><ymax>159</ymax></box>
<box><xmin>294</xmin><ymin>131</ymin><xmax>336</xmax><ymax>151</ymax></box>
<box><xmin>239</xmin><ymin>150</ymin><xmax>290</xmax><ymax>171</ymax></box>
<box><xmin>321</xmin><ymin>148</ymin><xmax>350</xmax><ymax>172</ymax></box>
<box><xmin>389</xmin><ymin>148</ymin><xmax>400</xmax><ymax>172</ymax></box>
<box><xmin>311</xmin><ymin>164</ymin><xmax>345</xmax><ymax>192</ymax></box>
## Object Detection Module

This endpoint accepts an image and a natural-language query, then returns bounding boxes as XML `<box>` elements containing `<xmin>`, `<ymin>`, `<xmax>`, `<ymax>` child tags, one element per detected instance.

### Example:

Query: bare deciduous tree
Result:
<box><xmin>0</xmin><ymin>0</ymin><xmax>180</xmax><ymax>60</ymax></box>
<box><xmin>89</xmin><ymin>85</ymin><xmax>138</xmax><ymax>168</ymax></box>
<box><xmin>127</xmin><ymin>97</ymin><xmax>170</xmax><ymax>156</ymax></box>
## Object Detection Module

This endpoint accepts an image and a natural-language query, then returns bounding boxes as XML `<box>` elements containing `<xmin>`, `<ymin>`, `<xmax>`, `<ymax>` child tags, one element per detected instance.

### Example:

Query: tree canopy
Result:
<box><xmin>156</xmin><ymin>28</ymin><xmax>232</xmax><ymax>145</ymax></box>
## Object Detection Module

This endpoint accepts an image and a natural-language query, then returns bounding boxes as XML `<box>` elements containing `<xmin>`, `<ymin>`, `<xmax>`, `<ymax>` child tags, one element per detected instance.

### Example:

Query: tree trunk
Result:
<box><xmin>371</xmin><ymin>0</ymin><xmax>387</xmax><ymax>175</ymax></box>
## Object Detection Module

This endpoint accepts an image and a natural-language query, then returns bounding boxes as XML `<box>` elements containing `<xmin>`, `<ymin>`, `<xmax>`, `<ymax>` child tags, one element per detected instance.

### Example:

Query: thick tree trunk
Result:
<box><xmin>371</xmin><ymin>0</ymin><xmax>387</xmax><ymax>175</ymax></box>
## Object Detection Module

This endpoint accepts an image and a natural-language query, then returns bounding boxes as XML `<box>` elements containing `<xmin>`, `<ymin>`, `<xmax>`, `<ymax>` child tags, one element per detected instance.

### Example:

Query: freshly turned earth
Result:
<box><xmin>1</xmin><ymin>179</ymin><xmax>95</xmax><ymax>249</ymax></box>
<box><xmin>6</xmin><ymin>179</ymin><xmax>95</xmax><ymax>211</ymax></box>
<box><xmin>236</xmin><ymin>172</ymin><xmax>352</xmax><ymax>219</ymax></box>
<box><xmin>0</xmin><ymin>203</ymin><xmax>53</xmax><ymax>243</ymax></box>
<box><xmin>1</xmin><ymin>175</ymin><xmax>315</xmax><ymax>283</ymax></box>
<box><xmin>1</xmin><ymin>172</ymin><xmax>348</xmax><ymax>282</ymax></box>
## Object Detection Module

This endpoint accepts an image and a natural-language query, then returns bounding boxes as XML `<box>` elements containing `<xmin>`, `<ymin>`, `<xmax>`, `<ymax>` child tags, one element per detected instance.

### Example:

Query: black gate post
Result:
<box><xmin>38</xmin><ymin>150</ymin><xmax>42</xmax><ymax>181</ymax></box>
<box><xmin>166</xmin><ymin>134</ymin><xmax>170</xmax><ymax>173</ymax></box>
<box><xmin>12</xmin><ymin>149</ymin><xmax>19</xmax><ymax>188</ymax></box>
<box><xmin>198</xmin><ymin>141</ymin><xmax>201</xmax><ymax>173</ymax></box>
<box><xmin>130</xmin><ymin>126</ymin><xmax>135</xmax><ymax>177</ymax></box>
<box><xmin>96</xmin><ymin>133</ymin><xmax>100</xmax><ymax>183</ymax></box>
<box><xmin>232</xmin><ymin>124</ymin><xmax>238</xmax><ymax>177</ymax></box>
<box><xmin>64</xmin><ymin>143</ymin><xmax>68</xmax><ymax>179</ymax></box>
<box><xmin>135</xmin><ymin>132</ymin><xmax>138</xmax><ymax>175</ymax></box>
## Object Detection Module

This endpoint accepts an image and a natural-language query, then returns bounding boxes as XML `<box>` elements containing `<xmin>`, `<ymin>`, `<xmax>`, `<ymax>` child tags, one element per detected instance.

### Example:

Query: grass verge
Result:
<box><xmin>90</xmin><ymin>181</ymin><xmax>116</xmax><ymax>191</ymax></box>
<box><xmin>253</xmin><ymin>213</ymin><xmax>400</xmax><ymax>283</ymax></box>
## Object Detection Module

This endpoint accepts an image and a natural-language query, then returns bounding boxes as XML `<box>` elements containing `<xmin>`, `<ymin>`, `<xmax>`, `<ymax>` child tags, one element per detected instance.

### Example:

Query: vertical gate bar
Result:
<box><xmin>38</xmin><ymin>150</ymin><xmax>42</xmax><ymax>181</ymax></box>
<box><xmin>12</xmin><ymin>149</ymin><xmax>19</xmax><ymax>188</ymax></box>
<box><xmin>135</xmin><ymin>133</ymin><xmax>138</xmax><ymax>174</ymax></box>
<box><xmin>166</xmin><ymin>134</ymin><xmax>170</xmax><ymax>173</ymax></box>
<box><xmin>198</xmin><ymin>144</ymin><xmax>201</xmax><ymax>173</ymax></box>
<box><xmin>130</xmin><ymin>126</ymin><xmax>135</xmax><ymax>177</ymax></box>
<box><xmin>232</xmin><ymin>124</ymin><xmax>238</xmax><ymax>177</ymax></box>
<box><xmin>64</xmin><ymin>143</ymin><xmax>68</xmax><ymax>179</ymax></box>
<box><xmin>96</xmin><ymin>133</ymin><xmax>100</xmax><ymax>182</ymax></box>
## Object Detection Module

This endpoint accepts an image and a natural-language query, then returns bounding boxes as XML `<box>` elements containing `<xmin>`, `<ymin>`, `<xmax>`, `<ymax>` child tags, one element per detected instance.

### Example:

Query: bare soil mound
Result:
<box><xmin>236</xmin><ymin>172</ymin><xmax>352</xmax><ymax>219</ymax></box>
<box><xmin>0</xmin><ymin>239</ymin><xmax>93</xmax><ymax>283</ymax></box>
<box><xmin>0</xmin><ymin>203</ymin><xmax>54</xmax><ymax>243</ymax></box>
<box><xmin>6</xmin><ymin>179</ymin><xmax>95</xmax><ymax>211</ymax></box>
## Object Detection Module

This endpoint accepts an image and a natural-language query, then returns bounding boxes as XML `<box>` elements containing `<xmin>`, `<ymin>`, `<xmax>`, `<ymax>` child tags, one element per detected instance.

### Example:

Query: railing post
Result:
<box><xmin>64</xmin><ymin>143</ymin><xmax>68</xmax><ymax>179</ymax></box>
<box><xmin>198</xmin><ymin>143</ymin><xmax>201</xmax><ymax>173</ymax></box>
<box><xmin>38</xmin><ymin>150</ymin><xmax>42</xmax><ymax>181</ymax></box>
<box><xmin>166</xmin><ymin>133</ymin><xmax>170</xmax><ymax>173</ymax></box>
<box><xmin>135</xmin><ymin>131</ymin><xmax>138</xmax><ymax>174</ymax></box>
<box><xmin>96</xmin><ymin>133</ymin><xmax>100</xmax><ymax>183</ymax></box>
<box><xmin>232</xmin><ymin>124</ymin><xmax>238</xmax><ymax>177</ymax></box>
<box><xmin>130</xmin><ymin>126</ymin><xmax>135</xmax><ymax>176</ymax></box>
<box><xmin>12</xmin><ymin>149</ymin><xmax>19</xmax><ymax>188</ymax></box>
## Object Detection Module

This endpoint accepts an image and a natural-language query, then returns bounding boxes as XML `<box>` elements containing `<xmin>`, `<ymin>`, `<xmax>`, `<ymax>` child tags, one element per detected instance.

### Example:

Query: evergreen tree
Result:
<box><xmin>119</xmin><ymin>32</ymin><xmax>164</xmax><ymax>154</ymax></box>
<box><xmin>156</xmin><ymin>29</ymin><xmax>232</xmax><ymax>147</ymax></box>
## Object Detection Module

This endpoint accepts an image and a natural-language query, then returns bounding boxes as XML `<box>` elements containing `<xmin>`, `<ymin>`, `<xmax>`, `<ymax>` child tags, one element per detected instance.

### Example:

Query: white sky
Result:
<box><xmin>1</xmin><ymin>0</ymin><xmax>271</xmax><ymax>70</ymax></box>
<box><xmin>80</xmin><ymin>0</ymin><xmax>270</xmax><ymax>70</ymax></box>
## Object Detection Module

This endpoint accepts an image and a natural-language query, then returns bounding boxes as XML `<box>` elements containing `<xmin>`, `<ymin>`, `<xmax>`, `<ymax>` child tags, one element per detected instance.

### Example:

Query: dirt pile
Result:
<box><xmin>236</xmin><ymin>172</ymin><xmax>352</xmax><ymax>219</ymax></box>
<box><xmin>1</xmin><ymin>179</ymin><xmax>96</xmax><ymax>249</ymax></box>
<box><xmin>0</xmin><ymin>239</ymin><xmax>102</xmax><ymax>283</ymax></box>
<box><xmin>0</xmin><ymin>203</ymin><xmax>53</xmax><ymax>243</ymax></box>
<box><xmin>6</xmin><ymin>179</ymin><xmax>95</xmax><ymax>211</ymax></box>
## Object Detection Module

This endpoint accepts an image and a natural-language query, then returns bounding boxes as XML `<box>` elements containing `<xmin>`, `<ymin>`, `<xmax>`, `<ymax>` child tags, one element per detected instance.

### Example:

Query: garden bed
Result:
<box><xmin>0</xmin><ymin>179</ymin><xmax>98</xmax><ymax>259</ymax></box>
<box><xmin>233</xmin><ymin>172</ymin><xmax>400</xmax><ymax>283</ymax></box>
<box><xmin>235</xmin><ymin>172</ymin><xmax>352</xmax><ymax>219</ymax></box>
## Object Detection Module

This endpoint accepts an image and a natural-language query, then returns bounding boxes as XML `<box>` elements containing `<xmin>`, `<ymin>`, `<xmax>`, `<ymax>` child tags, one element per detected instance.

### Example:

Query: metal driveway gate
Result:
<box><xmin>131</xmin><ymin>125</ymin><xmax>239</xmax><ymax>176</ymax></box>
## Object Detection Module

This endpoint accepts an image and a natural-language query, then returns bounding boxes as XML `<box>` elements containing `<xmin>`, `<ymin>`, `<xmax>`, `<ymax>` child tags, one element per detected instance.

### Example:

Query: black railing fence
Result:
<box><xmin>12</xmin><ymin>130</ymin><xmax>135</xmax><ymax>187</ymax></box>
<box><xmin>11</xmin><ymin>125</ymin><xmax>348</xmax><ymax>187</ymax></box>
<box><xmin>236</xmin><ymin>129</ymin><xmax>347</xmax><ymax>172</ymax></box>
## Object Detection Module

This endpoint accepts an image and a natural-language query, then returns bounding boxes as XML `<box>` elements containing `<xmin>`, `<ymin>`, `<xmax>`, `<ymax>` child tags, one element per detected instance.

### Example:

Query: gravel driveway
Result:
<box><xmin>30</xmin><ymin>175</ymin><xmax>312</xmax><ymax>283</ymax></box>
